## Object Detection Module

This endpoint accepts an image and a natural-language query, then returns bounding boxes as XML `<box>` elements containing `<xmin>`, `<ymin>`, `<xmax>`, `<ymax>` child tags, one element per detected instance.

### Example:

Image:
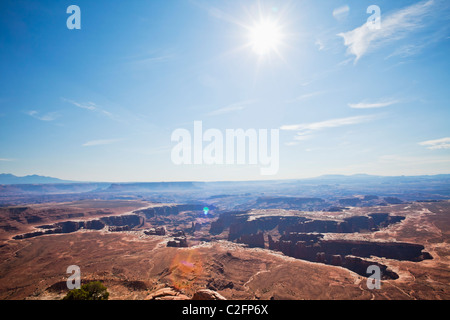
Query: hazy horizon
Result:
<box><xmin>1</xmin><ymin>171</ymin><xmax>450</xmax><ymax>184</ymax></box>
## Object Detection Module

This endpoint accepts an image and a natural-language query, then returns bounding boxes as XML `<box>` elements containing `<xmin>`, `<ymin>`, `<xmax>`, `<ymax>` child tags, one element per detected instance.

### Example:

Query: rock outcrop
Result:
<box><xmin>342</xmin><ymin>256</ymin><xmax>399</xmax><ymax>280</ymax></box>
<box><xmin>207</xmin><ymin>279</ymin><xmax>234</xmax><ymax>291</ymax></box>
<box><xmin>236</xmin><ymin>232</ymin><xmax>265</xmax><ymax>248</ymax></box>
<box><xmin>252</xmin><ymin>197</ymin><xmax>326</xmax><ymax>210</ymax></box>
<box><xmin>268</xmin><ymin>233</ymin><xmax>432</xmax><ymax>279</ymax></box>
<box><xmin>270</xmin><ymin>233</ymin><xmax>432</xmax><ymax>262</ymax></box>
<box><xmin>212</xmin><ymin>210</ymin><xmax>405</xmax><ymax>241</ymax></box>
<box><xmin>192</xmin><ymin>289</ymin><xmax>226</xmax><ymax>300</ymax></box>
<box><xmin>108</xmin><ymin>225</ymin><xmax>130</xmax><ymax>232</ymax></box>
<box><xmin>134</xmin><ymin>204</ymin><xmax>207</xmax><ymax>219</ymax></box>
<box><xmin>13</xmin><ymin>214</ymin><xmax>144</xmax><ymax>239</ymax></box>
<box><xmin>167</xmin><ymin>236</ymin><xmax>188</xmax><ymax>247</ymax></box>
<box><xmin>145</xmin><ymin>287</ymin><xmax>190</xmax><ymax>300</ymax></box>
<box><xmin>190</xmin><ymin>222</ymin><xmax>202</xmax><ymax>233</ymax></box>
<box><xmin>144</xmin><ymin>227</ymin><xmax>166</xmax><ymax>236</ymax></box>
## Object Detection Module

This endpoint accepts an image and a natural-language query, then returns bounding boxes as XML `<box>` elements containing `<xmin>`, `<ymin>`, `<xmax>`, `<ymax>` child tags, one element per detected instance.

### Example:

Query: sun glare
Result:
<box><xmin>249</xmin><ymin>19</ymin><xmax>283</xmax><ymax>56</ymax></box>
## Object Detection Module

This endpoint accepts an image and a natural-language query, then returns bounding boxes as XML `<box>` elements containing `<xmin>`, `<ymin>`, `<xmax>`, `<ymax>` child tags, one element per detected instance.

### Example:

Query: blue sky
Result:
<box><xmin>0</xmin><ymin>0</ymin><xmax>449</xmax><ymax>182</ymax></box>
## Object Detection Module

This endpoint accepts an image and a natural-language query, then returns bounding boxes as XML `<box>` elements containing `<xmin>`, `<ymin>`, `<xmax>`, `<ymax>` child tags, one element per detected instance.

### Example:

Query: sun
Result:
<box><xmin>249</xmin><ymin>19</ymin><xmax>283</xmax><ymax>56</ymax></box>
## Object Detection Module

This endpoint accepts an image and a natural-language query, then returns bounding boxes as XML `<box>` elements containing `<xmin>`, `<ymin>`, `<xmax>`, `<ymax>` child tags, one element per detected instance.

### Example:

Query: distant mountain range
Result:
<box><xmin>304</xmin><ymin>173</ymin><xmax>450</xmax><ymax>182</ymax></box>
<box><xmin>0</xmin><ymin>174</ymin><xmax>75</xmax><ymax>185</ymax></box>
<box><xmin>1</xmin><ymin>172</ymin><xmax>450</xmax><ymax>186</ymax></box>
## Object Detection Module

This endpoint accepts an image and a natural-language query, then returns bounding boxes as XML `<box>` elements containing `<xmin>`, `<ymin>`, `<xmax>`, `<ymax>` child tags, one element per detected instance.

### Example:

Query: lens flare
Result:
<box><xmin>169</xmin><ymin>250</ymin><xmax>204</xmax><ymax>292</ymax></box>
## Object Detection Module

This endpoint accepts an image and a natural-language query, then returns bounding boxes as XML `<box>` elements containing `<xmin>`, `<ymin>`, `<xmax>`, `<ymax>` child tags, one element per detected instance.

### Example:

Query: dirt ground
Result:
<box><xmin>0</xmin><ymin>200</ymin><xmax>448</xmax><ymax>300</ymax></box>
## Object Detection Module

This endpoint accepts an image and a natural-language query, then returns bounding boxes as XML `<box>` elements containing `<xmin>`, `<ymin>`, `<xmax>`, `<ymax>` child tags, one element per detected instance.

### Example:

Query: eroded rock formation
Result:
<box><xmin>236</xmin><ymin>232</ymin><xmax>265</xmax><ymax>248</ymax></box>
<box><xmin>167</xmin><ymin>237</ymin><xmax>188</xmax><ymax>247</ymax></box>
<box><xmin>13</xmin><ymin>214</ymin><xmax>144</xmax><ymax>239</ymax></box>
<box><xmin>192</xmin><ymin>289</ymin><xmax>227</xmax><ymax>300</ymax></box>
<box><xmin>212</xmin><ymin>211</ymin><xmax>405</xmax><ymax>241</ymax></box>
<box><xmin>134</xmin><ymin>204</ymin><xmax>207</xmax><ymax>219</ymax></box>
<box><xmin>145</xmin><ymin>287</ymin><xmax>190</xmax><ymax>300</ymax></box>
<box><xmin>144</xmin><ymin>227</ymin><xmax>166</xmax><ymax>236</ymax></box>
<box><xmin>268</xmin><ymin>232</ymin><xmax>432</xmax><ymax>279</ymax></box>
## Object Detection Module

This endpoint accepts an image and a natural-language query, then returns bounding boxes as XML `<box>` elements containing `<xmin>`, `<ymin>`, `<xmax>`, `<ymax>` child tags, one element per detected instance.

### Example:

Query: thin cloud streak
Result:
<box><xmin>26</xmin><ymin>110</ymin><xmax>60</xmax><ymax>121</ymax></box>
<box><xmin>419</xmin><ymin>137</ymin><xmax>450</xmax><ymax>150</ymax></box>
<box><xmin>82</xmin><ymin>139</ymin><xmax>124</xmax><ymax>147</ymax></box>
<box><xmin>208</xmin><ymin>100</ymin><xmax>256</xmax><ymax>116</ymax></box>
<box><xmin>333</xmin><ymin>5</ymin><xmax>350</xmax><ymax>21</ymax></box>
<box><xmin>281</xmin><ymin>115</ymin><xmax>378</xmax><ymax>146</ymax></box>
<box><xmin>281</xmin><ymin>115</ymin><xmax>377</xmax><ymax>132</ymax></box>
<box><xmin>62</xmin><ymin>98</ymin><xmax>114</xmax><ymax>118</ymax></box>
<box><xmin>126</xmin><ymin>53</ymin><xmax>176</xmax><ymax>67</ymax></box>
<box><xmin>349</xmin><ymin>99</ymin><xmax>399</xmax><ymax>109</ymax></box>
<box><xmin>285</xmin><ymin>91</ymin><xmax>325</xmax><ymax>104</ymax></box>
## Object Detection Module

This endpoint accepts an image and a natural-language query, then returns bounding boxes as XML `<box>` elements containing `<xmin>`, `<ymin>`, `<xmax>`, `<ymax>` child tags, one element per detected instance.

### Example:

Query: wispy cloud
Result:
<box><xmin>0</xmin><ymin>158</ymin><xmax>14</xmax><ymax>162</ymax></box>
<box><xmin>125</xmin><ymin>52</ymin><xmax>175</xmax><ymax>68</ymax></box>
<box><xmin>385</xmin><ymin>23</ymin><xmax>450</xmax><ymax>60</ymax></box>
<box><xmin>26</xmin><ymin>110</ymin><xmax>60</xmax><ymax>121</ymax></box>
<box><xmin>284</xmin><ymin>134</ymin><xmax>314</xmax><ymax>147</ymax></box>
<box><xmin>338</xmin><ymin>0</ymin><xmax>435</xmax><ymax>62</ymax></box>
<box><xmin>281</xmin><ymin>115</ymin><xmax>378</xmax><ymax>145</ymax></box>
<box><xmin>333</xmin><ymin>5</ymin><xmax>350</xmax><ymax>21</ymax></box>
<box><xmin>281</xmin><ymin>115</ymin><xmax>376</xmax><ymax>132</ymax></box>
<box><xmin>386</xmin><ymin>43</ymin><xmax>427</xmax><ymax>60</ymax></box>
<box><xmin>208</xmin><ymin>100</ymin><xmax>256</xmax><ymax>116</ymax></box>
<box><xmin>419</xmin><ymin>137</ymin><xmax>450</xmax><ymax>150</ymax></box>
<box><xmin>134</xmin><ymin>54</ymin><xmax>174</xmax><ymax>64</ymax></box>
<box><xmin>315</xmin><ymin>39</ymin><xmax>325</xmax><ymax>51</ymax></box>
<box><xmin>285</xmin><ymin>91</ymin><xmax>325</xmax><ymax>104</ymax></box>
<box><xmin>349</xmin><ymin>99</ymin><xmax>400</xmax><ymax>109</ymax></box>
<box><xmin>82</xmin><ymin>139</ymin><xmax>124</xmax><ymax>147</ymax></box>
<box><xmin>62</xmin><ymin>98</ymin><xmax>114</xmax><ymax>118</ymax></box>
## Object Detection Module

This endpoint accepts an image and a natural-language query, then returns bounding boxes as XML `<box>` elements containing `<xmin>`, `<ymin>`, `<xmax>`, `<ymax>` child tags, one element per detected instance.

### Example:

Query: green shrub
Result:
<box><xmin>63</xmin><ymin>281</ymin><xmax>109</xmax><ymax>300</ymax></box>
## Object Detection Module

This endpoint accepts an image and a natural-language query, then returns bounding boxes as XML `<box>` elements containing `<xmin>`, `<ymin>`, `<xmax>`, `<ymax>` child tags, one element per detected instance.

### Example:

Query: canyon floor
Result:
<box><xmin>0</xmin><ymin>199</ymin><xmax>449</xmax><ymax>300</ymax></box>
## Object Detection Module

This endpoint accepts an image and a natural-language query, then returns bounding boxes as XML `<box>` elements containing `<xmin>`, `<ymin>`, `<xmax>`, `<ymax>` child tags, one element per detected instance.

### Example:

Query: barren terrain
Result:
<box><xmin>0</xmin><ymin>199</ymin><xmax>448</xmax><ymax>300</ymax></box>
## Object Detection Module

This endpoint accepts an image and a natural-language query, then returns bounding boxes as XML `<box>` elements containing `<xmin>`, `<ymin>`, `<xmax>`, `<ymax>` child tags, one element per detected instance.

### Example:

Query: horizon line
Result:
<box><xmin>1</xmin><ymin>172</ymin><xmax>450</xmax><ymax>185</ymax></box>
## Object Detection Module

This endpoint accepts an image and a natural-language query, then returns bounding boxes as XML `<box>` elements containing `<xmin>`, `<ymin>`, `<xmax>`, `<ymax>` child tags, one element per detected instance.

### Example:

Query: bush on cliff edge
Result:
<box><xmin>63</xmin><ymin>281</ymin><xmax>109</xmax><ymax>300</ymax></box>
